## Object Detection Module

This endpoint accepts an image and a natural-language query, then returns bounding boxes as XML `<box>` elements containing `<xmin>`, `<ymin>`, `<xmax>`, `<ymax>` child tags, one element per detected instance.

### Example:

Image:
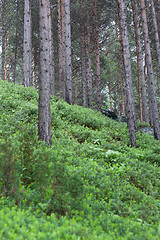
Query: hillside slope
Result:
<box><xmin>0</xmin><ymin>80</ymin><xmax>160</xmax><ymax>239</ymax></box>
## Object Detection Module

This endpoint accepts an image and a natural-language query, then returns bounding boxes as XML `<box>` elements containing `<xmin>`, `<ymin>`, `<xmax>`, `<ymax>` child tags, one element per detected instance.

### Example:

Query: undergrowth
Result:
<box><xmin>0</xmin><ymin>80</ymin><xmax>160</xmax><ymax>239</ymax></box>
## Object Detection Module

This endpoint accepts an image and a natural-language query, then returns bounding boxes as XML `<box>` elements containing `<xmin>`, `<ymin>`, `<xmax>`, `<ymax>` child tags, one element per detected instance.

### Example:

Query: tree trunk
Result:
<box><xmin>93</xmin><ymin>0</ymin><xmax>101</xmax><ymax>111</ymax></box>
<box><xmin>80</xmin><ymin>0</ymin><xmax>87</xmax><ymax>107</ymax></box>
<box><xmin>131</xmin><ymin>0</ymin><xmax>149</xmax><ymax>123</ymax></box>
<box><xmin>49</xmin><ymin>5</ymin><xmax>55</xmax><ymax>96</ymax></box>
<box><xmin>65</xmin><ymin>0</ymin><xmax>72</xmax><ymax>104</ymax></box>
<box><xmin>4</xmin><ymin>36</ymin><xmax>7</xmax><ymax>81</ymax></box>
<box><xmin>13</xmin><ymin>1</ymin><xmax>19</xmax><ymax>84</ymax></box>
<box><xmin>116</xmin><ymin>27</ymin><xmax>125</xmax><ymax>116</ymax></box>
<box><xmin>117</xmin><ymin>0</ymin><xmax>137</xmax><ymax>147</ymax></box>
<box><xmin>57</xmin><ymin>0</ymin><xmax>63</xmax><ymax>97</ymax></box>
<box><xmin>38</xmin><ymin>0</ymin><xmax>52</xmax><ymax>145</ymax></box>
<box><xmin>23</xmin><ymin>0</ymin><xmax>32</xmax><ymax>87</ymax></box>
<box><xmin>7</xmin><ymin>1</ymin><xmax>11</xmax><ymax>82</ymax></box>
<box><xmin>150</xmin><ymin>0</ymin><xmax>160</xmax><ymax>93</ymax></box>
<box><xmin>1</xmin><ymin>0</ymin><xmax>5</xmax><ymax>80</ymax></box>
<box><xmin>153</xmin><ymin>0</ymin><xmax>160</xmax><ymax>41</ymax></box>
<box><xmin>61</xmin><ymin>0</ymin><xmax>66</xmax><ymax>100</ymax></box>
<box><xmin>86</xmin><ymin>3</ymin><xmax>93</xmax><ymax>109</ymax></box>
<box><xmin>140</xmin><ymin>0</ymin><xmax>160</xmax><ymax>139</ymax></box>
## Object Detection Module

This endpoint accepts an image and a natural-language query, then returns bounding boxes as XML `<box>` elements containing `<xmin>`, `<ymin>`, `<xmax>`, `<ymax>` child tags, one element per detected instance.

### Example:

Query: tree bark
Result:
<box><xmin>57</xmin><ymin>0</ymin><xmax>63</xmax><ymax>97</ymax></box>
<box><xmin>23</xmin><ymin>0</ymin><xmax>32</xmax><ymax>87</ymax></box>
<box><xmin>140</xmin><ymin>0</ymin><xmax>160</xmax><ymax>139</ymax></box>
<box><xmin>65</xmin><ymin>0</ymin><xmax>72</xmax><ymax>104</ymax></box>
<box><xmin>93</xmin><ymin>0</ymin><xmax>101</xmax><ymax>111</ymax></box>
<box><xmin>80</xmin><ymin>0</ymin><xmax>87</xmax><ymax>107</ymax></box>
<box><xmin>116</xmin><ymin>27</ymin><xmax>125</xmax><ymax>116</ymax></box>
<box><xmin>38</xmin><ymin>0</ymin><xmax>52</xmax><ymax>145</ymax></box>
<box><xmin>49</xmin><ymin>4</ymin><xmax>55</xmax><ymax>95</ymax></box>
<box><xmin>61</xmin><ymin>0</ymin><xmax>66</xmax><ymax>100</ymax></box>
<box><xmin>7</xmin><ymin>1</ymin><xmax>11</xmax><ymax>82</ymax></box>
<box><xmin>13</xmin><ymin>1</ymin><xmax>19</xmax><ymax>84</ymax></box>
<box><xmin>150</xmin><ymin>0</ymin><xmax>160</xmax><ymax>93</ymax></box>
<box><xmin>117</xmin><ymin>0</ymin><xmax>137</xmax><ymax>147</ymax></box>
<box><xmin>86</xmin><ymin>3</ymin><xmax>93</xmax><ymax>109</ymax></box>
<box><xmin>1</xmin><ymin>0</ymin><xmax>5</xmax><ymax>80</ymax></box>
<box><xmin>153</xmin><ymin>0</ymin><xmax>160</xmax><ymax>41</ymax></box>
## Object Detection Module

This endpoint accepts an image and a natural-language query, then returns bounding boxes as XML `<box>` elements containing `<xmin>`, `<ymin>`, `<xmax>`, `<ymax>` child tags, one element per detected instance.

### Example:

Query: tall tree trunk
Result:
<box><xmin>140</xmin><ymin>0</ymin><xmax>160</xmax><ymax>139</ymax></box>
<box><xmin>38</xmin><ymin>0</ymin><xmax>52</xmax><ymax>145</ymax></box>
<box><xmin>65</xmin><ymin>0</ymin><xmax>72</xmax><ymax>104</ymax></box>
<box><xmin>86</xmin><ymin>3</ymin><xmax>93</xmax><ymax>109</ymax></box>
<box><xmin>116</xmin><ymin>27</ymin><xmax>125</xmax><ymax>116</ymax></box>
<box><xmin>61</xmin><ymin>0</ymin><xmax>66</xmax><ymax>100</ymax></box>
<box><xmin>4</xmin><ymin>35</ymin><xmax>7</xmax><ymax>81</ymax></box>
<box><xmin>80</xmin><ymin>0</ymin><xmax>87</xmax><ymax>107</ymax></box>
<box><xmin>57</xmin><ymin>0</ymin><xmax>63</xmax><ymax>97</ymax></box>
<box><xmin>131</xmin><ymin>0</ymin><xmax>149</xmax><ymax>123</ymax></box>
<box><xmin>150</xmin><ymin>0</ymin><xmax>160</xmax><ymax>93</ymax></box>
<box><xmin>49</xmin><ymin>5</ymin><xmax>55</xmax><ymax>95</ymax></box>
<box><xmin>1</xmin><ymin>0</ymin><xmax>5</xmax><ymax>80</ymax></box>
<box><xmin>13</xmin><ymin>1</ymin><xmax>19</xmax><ymax>84</ymax></box>
<box><xmin>23</xmin><ymin>0</ymin><xmax>32</xmax><ymax>87</ymax></box>
<box><xmin>93</xmin><ymin>0</ymin><xmax>101</xmax><ymax>111</ymax></box>
<box><xmin>117</xmin><ymin>0</ymin><xmax>137</xmax><ymax>147</ymax></box>
<box><xmin>153</xmin><ymin>0</ymin><xmax>160</xmax><ymax>41</ymax></box>
<box><xmin>7</xmin><ymin>0</ymin><xmax>11</xmax><ymax>82</ymax></box>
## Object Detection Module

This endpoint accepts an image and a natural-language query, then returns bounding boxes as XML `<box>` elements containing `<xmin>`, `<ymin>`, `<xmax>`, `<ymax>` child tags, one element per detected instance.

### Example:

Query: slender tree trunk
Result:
<box><xmin>65</xmin><ymin>0</ymin><xmax>72</xmax><ymax>104</ymax></box>
<box><xmin>49</xmin><ymin>5</ymin><xmax>55</xmax><ymax>95</ymax></box>
<box><xmin>13</xmin><ymin>1</ymin><xmax>19</xmax><ymax>84</ymax></box>
<box><xmin>108</xmin><ymin>82</ymin><xmax>113</xmax><ymax>110</ymax></box>
<box><xmin>150</xmin><ymin>0</ymin><xmax>160</xmax><ymax>93</ymax></box>
<box><xmin>117</xmin><ymin>0</ymin><xmax>137</xmax><ymax>147</ymax></box>
<box><xmin>116</xmin><ymin>27</ymin><xmax>125</xmax><ymax>116</ymax></box>
<box><xmin>1</xmin><ymin>0</ymin><xmax>5</xmax><ymax>80</ymax></box>
<box><xmin>7</xmin><ymin>1</ymin><xmax>11</xmax><ymax>82</ymax></box>
<box><xmin>86</xmin><ymin>3</ymin><xmax>93</xmax><ymax>109</ymax></box>
<box><xmin>80</xmin><ymin>0</ymin><xmax>87</xmax><ymax>107</ymax></box>
<box><xmin>4</xmin><ymin>35</ymin><xmax>7</xmax><ymax>81</ymax></box>
<box><xmin>61</xmin><ymin>0</ymin><xmax>66</xmax><ymax>100</ymax></box>
<box><xmin>57</xmin><ymin>0</ymin><xmax>63</xmax><ymax>97</ymax></box>
<box><xmin>140</xmin><ymin>0</ymin><xmax>160</xmax><ymax>139</ymax></box>
<box><xmin>23</xmin><ymin>0</ymin><xmax>32</xmax><ymax>87</ymax></box>
<box><xmin>153</xmin><ymin>0</ymin><xmax>160</xmax><ymax>41</ymax></box>
<box><xmin>131</xmin><ymin>0</ymin><xmax>149</xmax><ymax>123</ymax></box>
<box><xmin>73</xmin><ymin>67</ymin><xmax>78</xmax><ymax>105</ymax></box>
<box><xmin>38</xmin><ymin>0</ymin><xmax>52</xmax><ymax>145</ymax></box>
<box><xmin>93</xmin><ymin>0</ymin><xmax>101</xmax><ymax>111</ymax></box>
<box><xmin>32</xmin><ymin>48</ymin><xmax>36</xmax><ymax>87</ymax></box>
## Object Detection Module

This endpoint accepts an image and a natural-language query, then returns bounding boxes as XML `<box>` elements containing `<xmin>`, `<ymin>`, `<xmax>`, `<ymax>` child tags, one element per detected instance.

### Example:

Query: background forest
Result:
<box><xmin>1</xmin><ymin>0</ymin><xmax>160</xmax><ymax>239</ymax></box>
<box><xmin>1</xmin><ymin>0</ymin><xmax>160</xmax><ymax>146</ymax></box>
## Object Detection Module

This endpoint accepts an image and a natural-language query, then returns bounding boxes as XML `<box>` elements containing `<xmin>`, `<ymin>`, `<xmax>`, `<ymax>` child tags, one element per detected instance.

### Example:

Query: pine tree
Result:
<box><xmin>38</xmin><ymin>0</ymin><xmax>52</xmax><ymax>145</ymax></box>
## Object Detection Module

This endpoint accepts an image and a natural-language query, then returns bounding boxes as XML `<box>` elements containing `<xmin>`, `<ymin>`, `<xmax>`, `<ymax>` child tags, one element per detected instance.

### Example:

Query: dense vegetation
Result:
<box><xmin>0</xmin><ymin>79</ymin><xmax>160</xmax><ymax>239</ymax></box>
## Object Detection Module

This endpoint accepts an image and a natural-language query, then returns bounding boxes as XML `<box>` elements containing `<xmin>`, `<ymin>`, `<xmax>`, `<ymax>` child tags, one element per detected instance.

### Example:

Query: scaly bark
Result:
<box><xmin>23</xmin><ymin>0</ymin><xmax>32</xmax><ymax>87</ymax></box>
<box><xmin>38</xmin><ymin>0</ymin><xmax>52</xmax><ymax>145</ymax></box>
<box><xmin>65</xmin><ymin>0</ymin><xmax>72</xmax><ymax>104</ymax></box>
<box><xmin>93</xmin><ymin>0</ymin><xmax>101</xmax><ymax>111</ymax></box>
<box><xmin>150</xmin><ymin>0</ymin><xmax>160</xmax><ymax>94</ymax></box>
<box><xmin>1</xmin><ymin>0</ymin><xmax>5</xmax><ymax>80</ymax></box>
<box><xmin>86</xmin><ymin>3</ymin><xmax>93</xmax><ymax>109</ymax></box>
<box><xmin>117</xmin><ymin>0</ymin><xmax>137</xmax><ymax>147</ymax></box>
<box><xmin>80</xmin><ymin>0</ymin><xmax>87</xmax><ymax>107</ymax></box>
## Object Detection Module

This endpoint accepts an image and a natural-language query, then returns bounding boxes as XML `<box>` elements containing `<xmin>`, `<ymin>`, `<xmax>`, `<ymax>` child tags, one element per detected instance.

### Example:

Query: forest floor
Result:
<box><xmin>0</xmin><ymin>80</ymin><xmax>160</xmax><ymax>239</ymax></box>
